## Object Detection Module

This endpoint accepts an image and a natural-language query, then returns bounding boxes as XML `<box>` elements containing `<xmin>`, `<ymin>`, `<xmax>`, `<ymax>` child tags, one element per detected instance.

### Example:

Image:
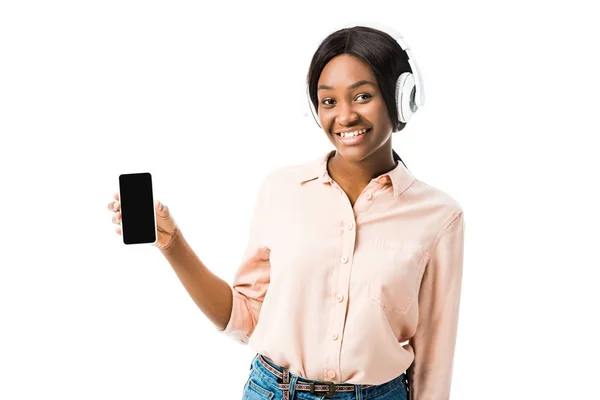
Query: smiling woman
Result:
<box><xmin>217</xmin><ymin>25</ymin><xmax>462</xmax><ymax>400</ymax></box>
<box><xmin>113</xmin><ymin>23</ymin><xmax>464</xmax><ymax>400</ymax></box>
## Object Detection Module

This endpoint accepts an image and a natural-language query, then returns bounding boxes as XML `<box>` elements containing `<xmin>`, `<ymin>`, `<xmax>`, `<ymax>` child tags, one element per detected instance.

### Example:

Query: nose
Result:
<box><xmin>335</xmin><ymin>101</ymin><xmax>359</xmax><ymax>126</ymax></box>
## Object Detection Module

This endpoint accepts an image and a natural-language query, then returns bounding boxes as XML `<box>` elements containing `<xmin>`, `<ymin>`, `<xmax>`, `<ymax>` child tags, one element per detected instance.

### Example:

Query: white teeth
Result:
<box><xmin>339</xmin><ymin>128</ymin><xmax>368</xmax><ymax>138</ymax></box>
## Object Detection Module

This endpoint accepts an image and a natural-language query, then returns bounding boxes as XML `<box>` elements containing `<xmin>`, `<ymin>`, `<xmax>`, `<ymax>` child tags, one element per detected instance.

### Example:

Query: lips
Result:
<box><xmin>335</xmin><ymin>128</ymin><xmax>371</xmax><ymax>137</ymax></box>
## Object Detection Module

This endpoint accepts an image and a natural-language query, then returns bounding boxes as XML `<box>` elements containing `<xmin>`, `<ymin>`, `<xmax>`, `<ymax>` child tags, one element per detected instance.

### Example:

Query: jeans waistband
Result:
<box><xmin>251</xmin><ymin>353</ymin><xmax>409</xmax><ymax>399</ymax></box>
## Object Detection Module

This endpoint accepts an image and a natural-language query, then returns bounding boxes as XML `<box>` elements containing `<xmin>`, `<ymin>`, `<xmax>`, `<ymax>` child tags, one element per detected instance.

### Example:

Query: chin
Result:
<box><xmin>334</xmin><ymin>147</ymin><xmax>374</xmax><ymax>162</ymax></box>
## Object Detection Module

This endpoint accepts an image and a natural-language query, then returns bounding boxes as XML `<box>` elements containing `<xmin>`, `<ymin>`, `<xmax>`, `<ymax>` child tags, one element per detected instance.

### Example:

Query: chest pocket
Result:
<box><xmin>365</xmin><ymin>240</ymin><xmax>428</xmax><ymax>314</ymax></box>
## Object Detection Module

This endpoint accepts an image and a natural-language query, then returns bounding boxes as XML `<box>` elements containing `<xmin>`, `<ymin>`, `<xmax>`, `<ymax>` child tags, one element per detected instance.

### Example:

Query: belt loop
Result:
<box><xmin>355</xmin><ymin>384</ymin><xmax>363</xmax><ymax>400</ymax></box>
<box><xmin>281</xmin><ymin>367</ymin><xmax>299</xmax><ymax>400</ymax></box>
<box><xmin>288</xmin><ymin>375</ymin><xmax>298</xmax><ymax>398</ymax></box>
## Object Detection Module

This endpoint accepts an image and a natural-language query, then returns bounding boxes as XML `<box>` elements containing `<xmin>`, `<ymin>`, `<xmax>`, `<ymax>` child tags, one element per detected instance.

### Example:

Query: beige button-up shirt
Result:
<box><xmin>216</xmin><ymin>150</ymin><xmax>465</xmax><ymax>399</ymax></box>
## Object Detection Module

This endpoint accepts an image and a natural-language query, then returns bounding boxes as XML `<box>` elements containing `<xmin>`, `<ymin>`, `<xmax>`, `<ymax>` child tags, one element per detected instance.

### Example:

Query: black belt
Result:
<box><xmin>257</xmin><ymin>354</ymin><xmax>373</xmax><ymax>399</ymax></box>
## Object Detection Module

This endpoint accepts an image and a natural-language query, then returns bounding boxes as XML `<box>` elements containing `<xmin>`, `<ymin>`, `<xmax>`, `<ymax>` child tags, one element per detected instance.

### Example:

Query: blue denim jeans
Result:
<box><xmin>241</xmin><ymin>354</ymin><xmax>409</xmax><ymax>400</ymax></box>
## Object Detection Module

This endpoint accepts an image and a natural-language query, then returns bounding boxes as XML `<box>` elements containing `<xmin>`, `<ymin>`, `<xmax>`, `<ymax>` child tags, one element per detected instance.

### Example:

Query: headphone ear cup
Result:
<box><xmin>306</xmin><ymin>84</ymin><xmax>322</xmax><ymax>128</ymax></box>
<box><xmin>396</xmin><ymin>72</ymin><xmax>416</xmax><ymax>123</ymax></box>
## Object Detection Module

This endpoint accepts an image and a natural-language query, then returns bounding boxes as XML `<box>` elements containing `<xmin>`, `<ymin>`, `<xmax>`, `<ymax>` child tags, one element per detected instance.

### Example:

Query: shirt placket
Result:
<box><xmin>323</xmin><ymin>180</ymin><xmax>378</xmax><ymax>383</ymax></box>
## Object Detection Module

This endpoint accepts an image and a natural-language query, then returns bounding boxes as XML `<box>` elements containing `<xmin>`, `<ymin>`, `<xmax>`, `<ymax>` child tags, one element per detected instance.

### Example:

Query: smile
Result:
<box><xmin>335</xmin><ymin>128</ymin><xmax>371</xmax><ymax>145</ymax></box>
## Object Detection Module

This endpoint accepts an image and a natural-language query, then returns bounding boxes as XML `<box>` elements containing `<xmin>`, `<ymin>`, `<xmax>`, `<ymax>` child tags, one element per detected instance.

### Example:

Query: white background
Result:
<box><xmin>1</xmin><ymin>1</ymin><xmax>598</xmax><ymax>399</ymax></box>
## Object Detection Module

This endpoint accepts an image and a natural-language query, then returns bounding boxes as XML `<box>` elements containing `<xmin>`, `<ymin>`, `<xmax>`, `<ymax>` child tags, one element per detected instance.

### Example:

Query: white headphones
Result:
<box><xmin>306</xmin><ymin>28</ymin><xmax>425</xmax><ymax>129</ymax></box>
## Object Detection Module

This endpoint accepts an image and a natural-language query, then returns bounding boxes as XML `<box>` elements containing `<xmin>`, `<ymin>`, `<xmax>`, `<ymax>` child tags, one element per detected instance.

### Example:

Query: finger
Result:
<box><xmin>108</xmin><ymin>199</ymin><xmax>120</xmax><ymax>211</ymax></box>
<box><xmin>112</xmin><ymin>212</ymin><xmax>121</xmax><ymax>225</ymax></box>
<box><xmin>114</xmin><ymin>192</ymin><xmax>119</xmax><ymax>200</ymax></box>
<box><xmin>115</xmin><ymin>226</ymin><xmax>122</xmax><ymax>235</ymax></box>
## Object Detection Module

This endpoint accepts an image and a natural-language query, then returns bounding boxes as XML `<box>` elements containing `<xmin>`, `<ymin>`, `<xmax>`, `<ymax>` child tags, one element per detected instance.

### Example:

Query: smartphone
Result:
<box><xmin>118</xmin><ymin>172</ymin><xmax>157</xmax><ymax>245</ymax></box>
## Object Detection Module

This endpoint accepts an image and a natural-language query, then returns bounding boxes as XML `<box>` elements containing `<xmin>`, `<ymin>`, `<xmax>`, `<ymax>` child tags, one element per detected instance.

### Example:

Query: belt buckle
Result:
<box><xmin>309</xmin><ymin>381</ymin><xmax>336</xmax><ymax>398</ymax></box>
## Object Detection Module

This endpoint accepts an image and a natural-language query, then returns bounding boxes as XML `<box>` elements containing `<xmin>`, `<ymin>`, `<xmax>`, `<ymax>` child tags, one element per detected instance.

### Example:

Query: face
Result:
<box><xmin>317</xmin><ymin>54</ymin><xmax>394</xmax><ymax>163</ymax></box>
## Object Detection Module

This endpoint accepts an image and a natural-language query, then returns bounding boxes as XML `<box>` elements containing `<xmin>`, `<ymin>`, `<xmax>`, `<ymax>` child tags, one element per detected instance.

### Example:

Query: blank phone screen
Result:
<box><xmin>119</xmin><ymin>173</ymin><xmax>157</xmax><ymax>245</ymax></box>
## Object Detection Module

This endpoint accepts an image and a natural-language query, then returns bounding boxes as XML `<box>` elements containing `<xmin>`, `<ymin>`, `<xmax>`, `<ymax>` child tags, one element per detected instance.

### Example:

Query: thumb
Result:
<box><xmin>155</xmin><ymin>200</ymin><xmax>171</xmax><ymax>218</ymax></box>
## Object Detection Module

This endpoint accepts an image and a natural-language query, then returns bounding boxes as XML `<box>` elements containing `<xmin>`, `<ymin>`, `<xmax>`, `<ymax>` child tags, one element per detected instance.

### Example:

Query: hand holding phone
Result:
<box><xmin>111</xmin><ymin>173</ymin><xmax>178</xmax><ymax>249</ymax></box>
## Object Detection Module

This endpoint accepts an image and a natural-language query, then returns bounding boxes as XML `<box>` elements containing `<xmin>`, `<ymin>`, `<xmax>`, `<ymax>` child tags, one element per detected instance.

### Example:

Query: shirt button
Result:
<box><xmin>331</xmin><ymin>333</ymin><xmax>339</xmax><ymax>340</ymax></box>
<box><xmin>327</xmin><ymin>369</ymin><xmax>336</xmax><ymax>379</ymax></box>
<box><xmin>340</xmin><ymin>255</ymin><xmax>348</xmax><ymax>264</ymax></box>
<box><xmin>336</xmin><ymin>294</ymin><xmax>344</xmax><ymax>302</ymax></box>
<box><xmin>364</xmin><ymin>192</ymin><xmax>372</xmax><ymax>200</ymax></box>
<box><xmin>345</xmin><ymin>222</ymin><xmax>354</xmax><ymax>231</ymax></box>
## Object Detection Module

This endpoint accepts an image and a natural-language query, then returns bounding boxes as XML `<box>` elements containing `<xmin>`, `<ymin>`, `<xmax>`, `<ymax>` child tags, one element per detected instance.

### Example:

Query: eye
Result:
<box><xmin>320</xmin><ymin>94</ymin><xmax>372</xmax><ymax>106</ymax></box>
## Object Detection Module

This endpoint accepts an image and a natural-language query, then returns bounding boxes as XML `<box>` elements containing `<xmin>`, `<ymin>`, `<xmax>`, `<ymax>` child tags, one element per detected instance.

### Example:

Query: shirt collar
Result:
<box><xmin>296</xmin><ymin>150</ymin><xmax>415</xmax><ymax>197</ymax></box>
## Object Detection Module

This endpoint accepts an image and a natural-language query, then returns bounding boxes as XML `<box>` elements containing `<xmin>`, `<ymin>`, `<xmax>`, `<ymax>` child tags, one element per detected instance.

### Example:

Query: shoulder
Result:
<box><xmin>417</xmin><ymin>178</ymin><xmax>462</xmax><ymax>208</ymax></box>
<box><xmin>409</xmin><ymin>177</ymin><xmax>464</xmax><ymax>224</ymax></box>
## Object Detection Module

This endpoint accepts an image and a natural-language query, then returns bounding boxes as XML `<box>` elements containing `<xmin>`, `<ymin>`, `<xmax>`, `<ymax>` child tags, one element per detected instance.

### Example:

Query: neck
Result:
<box><xmin>327</xmin><ymin>148</ymin><xmax>397</xmax><ymax>187</ymax></box>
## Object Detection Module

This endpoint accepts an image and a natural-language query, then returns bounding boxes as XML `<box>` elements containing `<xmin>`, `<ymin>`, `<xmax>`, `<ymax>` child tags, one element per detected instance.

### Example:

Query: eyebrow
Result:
<box><xmin>317</xmin><ymin>80</ymin><xmax>376</xmax><ymax>91</ymax></box>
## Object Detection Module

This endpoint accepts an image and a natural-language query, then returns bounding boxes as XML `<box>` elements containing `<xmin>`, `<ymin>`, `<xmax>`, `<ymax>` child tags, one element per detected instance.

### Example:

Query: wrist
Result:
<box><xmin>160</xmin><ymin>227</ymin><xmax>182</xmax><ymax>255</ymax></box>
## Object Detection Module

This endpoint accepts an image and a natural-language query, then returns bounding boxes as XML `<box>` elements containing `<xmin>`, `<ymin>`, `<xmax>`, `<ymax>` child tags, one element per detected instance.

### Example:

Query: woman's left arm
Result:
<box><xmin>408</xmin><ymin>210</ymin><xmax>465</xmax><ymax>400</ymax></box>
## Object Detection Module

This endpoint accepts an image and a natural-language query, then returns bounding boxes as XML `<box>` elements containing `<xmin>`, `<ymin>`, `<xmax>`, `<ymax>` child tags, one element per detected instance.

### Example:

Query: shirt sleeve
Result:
<box><xmin>408</xmin><ymin>210</ymin><xmax>465</xmax><ymax>400</ymax></box>
<box><xmin>215</xmin><ymin>177</ymin><xmax>272</xmax><ymax>344</ymax></box>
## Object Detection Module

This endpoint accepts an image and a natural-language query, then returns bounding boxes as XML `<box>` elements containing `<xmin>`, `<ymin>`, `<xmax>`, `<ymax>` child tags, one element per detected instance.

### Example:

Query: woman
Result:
<box><xmin>108</xmin><ymin>25</ymin><xmax>464</xmax><ymax>400</ymax></box>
